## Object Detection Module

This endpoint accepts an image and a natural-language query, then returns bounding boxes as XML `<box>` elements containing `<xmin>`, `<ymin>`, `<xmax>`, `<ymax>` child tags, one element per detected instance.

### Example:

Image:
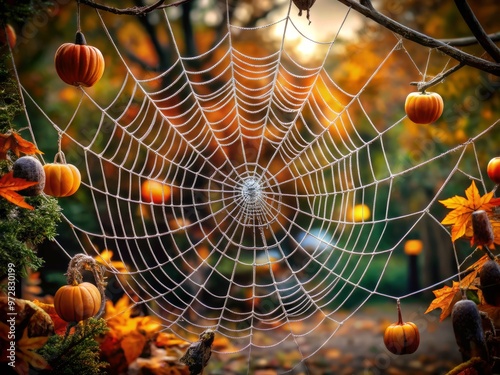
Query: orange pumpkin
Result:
<box><xmin>43</xmin><ymin>162</ymin><xmax>81</xmax><ymax>197</ymax></box>
<box><xmin>54</xmin><ymin>281</ymin><xmax>101</xmax><ymax>322</ymax></box>
<box><xmin>487</xmin><ymin>157</ymin><xmax>500</xmax><ymax>184</ymax></box>
<box><xmin>0</xmin><ymin>24</ymin><xmax>16</xmax><ymax>49</ymax></box>
<box><xmin>404</xmin><ymin>91</ymin><xmax>444</xmax><ymax>124</ymax></box>
<box><xmin>55</xmin><ymin>31</ymin><xmax>105</xmax><ymax>87</ymax></box>
<box><xmin>141</xmin><ymin>179</ymin><xmax>171</xmax><ymax>204</ymax></box>
<box><xmin>383</xmin><ymin>303</ymin><xmax>420</xmax><ymax>355</ymax></box>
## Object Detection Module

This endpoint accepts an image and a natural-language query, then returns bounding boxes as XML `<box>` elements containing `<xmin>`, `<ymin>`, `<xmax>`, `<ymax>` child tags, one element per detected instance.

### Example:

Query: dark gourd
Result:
<box><xmin>480</xmin><ymin>260</ymin><xmax>500</xmax><ymax>306</ymax></box>
<box><xmin>451</xmin><ymin>299</ymin><xmax>488</xmax><ymax>362</ymax></box>
<box><xmin>12</xmin><ymin>156</ymin><xmax>45</xmax><ymax>196</ymax></box>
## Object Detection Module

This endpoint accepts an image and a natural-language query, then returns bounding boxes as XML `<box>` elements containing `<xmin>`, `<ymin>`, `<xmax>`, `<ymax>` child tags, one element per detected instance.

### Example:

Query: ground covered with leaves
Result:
<box><xmin>202</xmin><ymin>302</ymin><xmax>461</xmax><ymax>375</ymax></box>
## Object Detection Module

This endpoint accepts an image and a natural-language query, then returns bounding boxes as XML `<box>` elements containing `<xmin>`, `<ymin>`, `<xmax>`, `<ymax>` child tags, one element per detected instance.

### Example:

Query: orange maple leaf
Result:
<box><xmin>425</xmin><ymin>255</ymin><xmax>488</xmax><ymax>320</ymax></box>
<box><xmin>0</xmin><ymin>171</ymin><xmax>38</xmax><ymax>210</ymax></box>
<box><xmin>0</xmin><ymin>131</ymin><xmax>43</xmax><ymax>159</ymax></box>
<box><xmin>439</xmin><ymin>181</ymin><xmax>500</xmax><ymax>242</ymax></box>
<box><xmin>425</xmin><ymin>281</ymin><xmax>461</xmax><ymax>321</ymax></box>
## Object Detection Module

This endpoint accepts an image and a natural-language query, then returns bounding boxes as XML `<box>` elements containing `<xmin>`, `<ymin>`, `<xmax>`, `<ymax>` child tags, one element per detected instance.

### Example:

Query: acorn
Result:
<box><xmin>471</xmin><ymin>210</ymin><xmax>495</xmax><ymax>249</ymax></box>
<box><xmin>480</xmin><ymin>259</ymin><xmax>500</xmax><ymax>306</ymax></box>
<box><xmin>12</xmin><ymin>156</ymin><xmax>45</xmax><ymax>196</ymax></box>
<box><xmin>292</xmin><ymin>0</ymin><xmax>316</xmax><ymax>23</ymax></box>
<box><xmin>451</xmin><ymin>299</ymin><xmax>488</xmax><ymax>362</ymax></box>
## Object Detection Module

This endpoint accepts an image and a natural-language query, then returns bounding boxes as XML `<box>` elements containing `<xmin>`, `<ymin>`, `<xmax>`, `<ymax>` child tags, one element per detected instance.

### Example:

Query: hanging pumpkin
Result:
<box><xmin>54</xmin><ymin>281</ymin><xmax>101</xmax><ymax>322</ymax></box>
<box><xmin>404</xmin><ymin>91</ymin><xmax>444</xmax><ymax>124</ymax></box>
<box><xmin>43</xmin><ymin>162</ymin><xmax>81</xmax><ymax>197</ymax></box>
<box><xmin>55</xmin><ymin>31</ymin><xmax>105</xmax><ymax>87</ymax></box>
<box><xmin>383</xmin><ymin>302</ymin><xmax>420</xmax><ymax>355</ymax></box>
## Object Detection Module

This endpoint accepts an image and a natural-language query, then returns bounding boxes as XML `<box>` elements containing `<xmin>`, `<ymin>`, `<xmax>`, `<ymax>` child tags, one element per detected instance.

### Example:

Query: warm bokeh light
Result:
<box><xmin>404</xmin><ymin>239</ymin><xmax>424</xmax><ymax>256</ymax></box>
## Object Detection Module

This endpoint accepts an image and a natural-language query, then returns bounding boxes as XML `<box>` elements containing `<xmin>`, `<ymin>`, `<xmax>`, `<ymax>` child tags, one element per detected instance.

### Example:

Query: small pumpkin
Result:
<box><xmin>487</xmin><ymin>157</ymin><xmax>500</xmax><ymax>184</ymax></box>
<box><xmin>12</xmin><ymin>155</ymin><xmax>45</xmax><ymax>196</ymax></box>
<box><xmin>404</xmin><ymin>91</ymin><xmax>444</xmax><ymax>124</ymax></box>
<box><xmin>141</xmin><ymin>179</ymin><xmax>171</xmax><ymax>204</ymax></box>
<box><xmin>55</xmin><ymin>31</ymin><xmax>105</xmax><ymax>87</ymax></box>
<box><xmin>0</xmin><ymin>24</ymin><xmax>16</xmax><ymax>49</ymax></box>
<box><xmin>383</xmin><ymin>303</ymin><xmax>419</xmax><ymax>355</ymax></box>
<box><xmin>43</xmin><ymin>162</ymin><xmax>81</xmax><ymax>197</ymax></box>
<box><xmin>54</xmin><ymin>281</ymin><xmax>101</xmax><ymax>322</ymax></box>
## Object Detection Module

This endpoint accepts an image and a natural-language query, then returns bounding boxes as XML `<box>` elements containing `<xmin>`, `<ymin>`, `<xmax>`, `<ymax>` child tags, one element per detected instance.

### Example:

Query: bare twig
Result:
<box><xmin>78</xmin><ymin>0</ymin><xmax>190</xmax><ymax>15</ymax></box>
<box><xmin>444</xmin><ymin>357</ymin><xmax>485</xmax><ymax>375</ymax></box>
<box><xmin>336</xmin><ymin>0</ymin><xmax>500</xmax><ymax>76</ymax></box>
<box><xmin>410</xmin><ymin>62</ymin><xmax>465</xmax><ymax>91</ymax></box>
<box><xmin>454</xmin><ymin>0</ymin><xmax>500</xmax><ymax>62</ymax></box>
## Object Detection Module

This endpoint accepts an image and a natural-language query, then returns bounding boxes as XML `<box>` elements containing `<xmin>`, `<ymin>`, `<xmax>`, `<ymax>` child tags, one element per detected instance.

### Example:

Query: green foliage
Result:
<box><xmin>0</xmin><ymin>62</ymin><xmax>22</xmax><ymax>132</ymax></box>
<box><xmin>38</xmin><ymin>317</ymin><xmax>109</xmax><ymax>375</ymax></box>
<box><xmin>0</xmin><ymin>0</ymin><xmax>54</xmax><ymax>132</ymax></box>
<box><xmin>0</xmin><ymin>0</ymin><xmax>63</xmax><ymax>280</ymax></box>
<box><xmin>0</xmin><ymin>195</ymin><xmax>61</xmax><ymax>278</ymax></box>
<box><xmin>0</xmin><ymin>0</ymin><xmax>53</xmax><ymax>24</ymax></box>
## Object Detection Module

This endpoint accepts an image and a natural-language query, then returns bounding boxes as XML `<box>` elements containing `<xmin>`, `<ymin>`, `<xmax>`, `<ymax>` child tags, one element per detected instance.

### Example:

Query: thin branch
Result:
<box><xmin>78</xmin><ymin>0</ymin><xmax>190</xmax><ymax>15</ymax></box>
<box><xmin>410</xmin><ymin>62</ymin><xmax>465</xmax><ymax>91</ymax></box>
<box><xmin>441</xmin><ymin>32</ymin><xmax>500</xmax><ymax>47</ymax></box>
<box><xmin>336</xmin><ymin>0</ymin><xmax>500</xmax><ymax>76</ymax></box>
<box><xmin>454</xmin><ymin>0</ymin><xmax>500</xmax><ymax>62</ymax></box>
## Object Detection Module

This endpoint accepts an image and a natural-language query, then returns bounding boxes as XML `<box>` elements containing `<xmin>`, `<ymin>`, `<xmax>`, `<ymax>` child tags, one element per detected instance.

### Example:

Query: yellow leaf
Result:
<box><xmin>13</xmin><ymin>327</ymin><xmax>51</xmax><ymax>373</ymax></box>
<box><xmin>95</xmin><ymin>249</ymin><xmax>128</xmax><ymax>273</ymax></box>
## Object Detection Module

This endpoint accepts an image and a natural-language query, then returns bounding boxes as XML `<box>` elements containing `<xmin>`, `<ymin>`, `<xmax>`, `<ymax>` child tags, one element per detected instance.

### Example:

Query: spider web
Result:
<box><xmin>15</xmin><ymin>0</ymin><xmax>498</xmax><ymax>371</ymax></box>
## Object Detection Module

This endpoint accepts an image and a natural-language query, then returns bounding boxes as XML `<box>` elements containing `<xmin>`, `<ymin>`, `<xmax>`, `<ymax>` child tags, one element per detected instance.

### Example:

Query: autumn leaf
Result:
<box><xmin>94</xmin><ymin>249</ymin><xmax>128</xmax><ymax>273</ymax></box>
<box><xmin>0</xmin><ymin>171</ymin><xmax>38</xmax><ymax>210</ymax></box>
<box><xmin>0</xmin><ymin>324</ymin><xmax>51</xmax><ymax>375</ymax></box>
<box><xmin>121</xmin><ymin>331</ymin><xmax>147</xmax><ymax>364</ymax></box>
<box><xmin>425</xmin><ymin>281</ymin><xmax>461</xmax><ymax>321</ymax></box>
<box><xmin>0</xmin><ymin>131</ymin><xmax>43</xmax><ymax>159</ymax></box>
<box><xmin>439</xmin><ymin>181</ymin><xmax>500</xmax><ymax>242</ymax></box>
<box><xmin>33</xmin><ymin>300</ymin><xmax>69</xmax><ymax>335</ymax></box>
<box><xmin>426</xmin><ymin>255</ymin><xmax>488</xmax><ymax>320</ymax></box>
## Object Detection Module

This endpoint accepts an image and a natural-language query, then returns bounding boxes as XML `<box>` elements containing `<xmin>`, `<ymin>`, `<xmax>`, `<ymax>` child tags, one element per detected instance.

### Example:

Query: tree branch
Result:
<box><xmin>78</xmin><ymin>0</ymin><xmax>190</xmax><ymax>15</ymax></box>
<box><xmin>441</xmin><ymin>32</ymin><xmax>500</xmax><ymax>47</ymax></box>
<box><xmin>336</xmin><ymin>0</ymin><xmax>500</xmax><ymax>76</ymax></box>
<box><xmin>454</xmin><ymin>0</ymin><xmax>500</xmax><ymax>62</ymax></box>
